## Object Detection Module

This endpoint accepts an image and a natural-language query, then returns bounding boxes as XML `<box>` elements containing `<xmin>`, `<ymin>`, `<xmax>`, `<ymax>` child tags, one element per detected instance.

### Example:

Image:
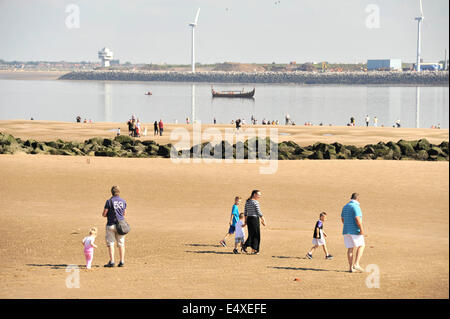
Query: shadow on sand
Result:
<box><xmin>26</xmin><ymin>264</ymin><xmax>100</xmax><ymax>269</ymax></box>
<box><xmin>272</xmin><ymin>255</ymin><xmax>307</xmax><ymax>260</ymax></box>
<box><xmin>268</xmin><ymin>266</ymin><xmax>349</xmax><ymax>273</ymax></box>
<box><xmin>185</xmin><ymin>250</ymin><xmax>234</xmax><ymax>255</ymax></box>
<box><xmin>185</xmin><ymin>243</ymin><xmax>222</xmax><ymax>248</ymax></box>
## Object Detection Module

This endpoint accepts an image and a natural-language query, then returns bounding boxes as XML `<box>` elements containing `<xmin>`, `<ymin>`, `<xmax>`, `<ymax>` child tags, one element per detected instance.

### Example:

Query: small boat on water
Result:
<box><xmin>212</xmin><ymin>87</ymin><xmax>255</xmax><ymax>98</ymax></box>
<box><xmin>145</xmin><ymin>91</ymin><xmax>152</xmax><ymax>95</ymax></box>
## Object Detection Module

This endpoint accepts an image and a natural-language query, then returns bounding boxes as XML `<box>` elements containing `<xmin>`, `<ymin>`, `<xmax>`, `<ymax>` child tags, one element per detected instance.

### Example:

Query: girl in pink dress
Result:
<box><xmin>82</xmin><ymin>227</ymin><xmax>98</xmax><ymax>269</ymax></box>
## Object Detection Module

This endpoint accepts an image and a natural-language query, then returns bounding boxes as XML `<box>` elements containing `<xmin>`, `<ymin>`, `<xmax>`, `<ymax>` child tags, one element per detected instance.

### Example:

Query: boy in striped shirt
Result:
<box><xmin>306</xmin><ymin>212</ymin><xmax>333</xmax><ymax>260</ymax></box>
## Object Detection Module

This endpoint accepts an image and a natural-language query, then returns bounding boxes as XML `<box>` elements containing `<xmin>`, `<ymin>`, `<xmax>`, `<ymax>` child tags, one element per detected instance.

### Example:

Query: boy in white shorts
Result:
<box><xmin>233</xmin><ymin>213</ymin><xmax>246</xmax><ymax>254</ymax></box>
<box><xmin>306</xmin><ymin>212</ymin><xmax>333</xmax><ymax>260</ymax></box>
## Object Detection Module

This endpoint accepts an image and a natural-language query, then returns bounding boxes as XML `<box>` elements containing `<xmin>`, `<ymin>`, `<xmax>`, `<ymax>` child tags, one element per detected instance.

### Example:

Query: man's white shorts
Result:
<box><xmin>343</xmin><ymin>234</ymin><xmax>365</xmax><ymax>248</ymax></box>
<box><xmin>106</xmin><ymin>224</ymin><xmax>125</xmax><ymax>247</ymax></box>
<box><xmin>312</xmin><ymin>238</ymin><xmax>326</xmax><ymax>246</ymax></box>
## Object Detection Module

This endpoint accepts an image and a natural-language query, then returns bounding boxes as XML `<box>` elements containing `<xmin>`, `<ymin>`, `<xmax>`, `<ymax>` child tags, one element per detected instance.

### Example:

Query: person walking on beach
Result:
<box><xmin>306</xmin><ymin>212</ymin><xmax>333</xmax><ymax>260</ymax></box>
<box><xmin>220</xmin><ymin>196</ymin><xmax>241</xmax><ymax>247</ymax></box>
<box><xmin>373</xmin><ymin>116</ymin><xmax>378</xmax><ymax>127</ymax></box>
<box><xmin>235</xmin><ymin>118</ymin><xmax>241</xmax><ymax>133</ymax></box>
<box><xmin>154</xmin><ymin>120</ymin><xmax>159</xmax><ymax>136</ymax></box>
<box><xmin>365</xmin><ymin>115</ymin><xmax>370</xmax><ymax>127</ymax></box>
<box><xmin>233</xmin><ymin>213</ymin><xmax>246</xmax><ymax>254</ymax></box>
<box><xmin>159</xmin><ymin>119</ymin><xmax>164</xmax><ymax>136</ymax></box>
<box><xmin>102</xmin><ymin>186</ymin><xmax>127</xmax><ymax>268</ymax></box>
<box><xmin>341</xmin><ymin>193</ymin><xmax>365</xmax><ymax>273</ymax></box>
<box><xmin>82</xmin><ymin>227</ymin><xmax>98</xmax><ymax>269</ymax></box>
<box><xmin>136</xmin><ymin>119</ymin><xmax>141</xmax><ymax>137</ymax></box>
<box><xmin>243</xmin><ymin>190</ymin><xmax>266</xmax><ymax>255</ymax></box>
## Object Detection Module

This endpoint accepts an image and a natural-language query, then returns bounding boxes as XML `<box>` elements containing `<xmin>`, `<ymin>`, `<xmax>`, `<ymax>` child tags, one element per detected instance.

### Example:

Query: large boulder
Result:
<box><xmin>386</xmin><ymin>141</ymin><xmax>402</xmax><ymax>159</ymax></box>
<box><xmin>397</xmin><ymin>140</ymin><xmax>416</xmax><ymax>157</ymax></box>
<box><xmin>85</xmin><ymin>137</ymin><xmax>104</xmax><ymax>145</ymax></box>
<box><xmin>345</xmin><ymin>145</ymin><xmax>363</xmax><ymax>159</ymax></box>
<box><xmin>278</xmin><ymin>141</ymin><xmax>297</xmax><ymax>160</ymax></box>
<box><xmin>373</xmin><ymin>142</ymin><xmax>392</xmax><ymax>159</ymax></box>
<box><xmin>145</xmin><ymin>144</ymin><xmax>160</xmax><ymax>156</ymax></box>
<box><xmin>439</xmin><ymin>141</ymin><xmax>449</xmax><ymax>155</ymax></box>
<box><xmin>415</xmin><ymin>150</ymin><xmax>429</xmax><ymax>161</ymax></box>
<box><xmin>0</xmin><ymin>132</ymin><xmax>18</xmax><ymax>146</ymax></box>
<box><xmin>114</xmin><ymin>135</ymin><xmax>134</xmax><ymax>145</ymax></box>
<box><xmin>415</xmin><ymin>139</ymin><xmax>431</xmax><ymax>151</ymax></box>
<box><xmin>157</xmin><ymin>144</ymin><xmax>172</xmax><ymax>158</ymax></box>
<box><xmin>295</xmin><ymin>146</ymin><xmax>314</xmax><ymax>159</ymax></box>
<box><xmin>324</xmin><ymin>145</ymin><xmax>337</xmax><ymax>159</ymax></box>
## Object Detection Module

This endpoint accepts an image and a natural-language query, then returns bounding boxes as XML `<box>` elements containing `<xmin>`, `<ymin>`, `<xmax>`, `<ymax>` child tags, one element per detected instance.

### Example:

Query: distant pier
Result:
<box><xmin>59</xmin><ymin>70</ymin><xmax>449</xmax><ymax>85</ymax></box>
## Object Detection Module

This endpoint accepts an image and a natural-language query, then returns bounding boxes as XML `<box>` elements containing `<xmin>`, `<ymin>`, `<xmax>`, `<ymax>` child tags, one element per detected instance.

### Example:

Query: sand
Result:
<box><xmin>0</xmin><ymin>152</ymin><xmax>448</xmax><ymax>298</ymax></box>
<box><xmin>0</xmin><ymin>120</ymin><xmax>448</xmax><ymax>147</ymax></box>
<box><xmin>0</xmin><ymin>121</ymin><xmax>448</xmax><ymax>298</ymax></box>
<box><xmin>0</xmin><ymin>70</ymin><xmax>66</xmax><ymax>80</ymax></box>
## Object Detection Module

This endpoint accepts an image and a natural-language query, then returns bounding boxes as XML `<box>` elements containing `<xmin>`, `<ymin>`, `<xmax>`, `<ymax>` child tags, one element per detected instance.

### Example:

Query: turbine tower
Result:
<box><xmin>189</xmin><ymin>8</ymin><xmax>200</xmax><ymax>73</ymax></box>
<box><xmin>415</xmin><ymin>0</ymin><xmax>424</xmax><ymax>71</ymax></box>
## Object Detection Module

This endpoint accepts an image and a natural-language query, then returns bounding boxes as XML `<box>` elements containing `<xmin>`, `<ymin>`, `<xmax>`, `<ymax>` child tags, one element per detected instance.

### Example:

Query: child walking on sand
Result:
<box><xmin>233</xmin><ymin>213</ymin><xmax>246</xmax><ymax>254</ymax></box>
<box><xmin>306</xmin><ymin>212</ymin><xmax>333</xmax><ymax>260</ymax></box>
<box><xmin>220</xmin><ymin>196</ymin><xmax>241</xmax><ymax>247</ymax></box>
<box><xmin>82</xmin><ymin>227</ymin><xmax>98</xmax><ymax>269</ymax></box>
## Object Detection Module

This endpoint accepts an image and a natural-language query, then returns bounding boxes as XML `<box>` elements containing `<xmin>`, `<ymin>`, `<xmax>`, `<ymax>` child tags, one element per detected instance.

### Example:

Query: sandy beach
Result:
<box><xmin>0</xmin><ymin>70</ymin><xmax>67</xmax><ymax>80</ymax></box>
<box><xmin>0</xmin><ymin>122</ymin><xmax>448</xmax><ymax>298</ymax></box>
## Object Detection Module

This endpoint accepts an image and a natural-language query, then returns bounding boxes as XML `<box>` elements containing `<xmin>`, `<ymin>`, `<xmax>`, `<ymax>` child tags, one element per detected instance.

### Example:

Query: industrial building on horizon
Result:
<box><xmin>367</xmin><ymin>59</ymin><xmax>402</xmax><ymax>71</ymax></box>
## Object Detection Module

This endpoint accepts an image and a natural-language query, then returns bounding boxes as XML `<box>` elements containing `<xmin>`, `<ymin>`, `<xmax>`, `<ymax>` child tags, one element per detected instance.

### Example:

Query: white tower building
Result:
<box><xmin>98</xmin><ymin>47</ymin><xmax>114</xmax><ymax>67</ymax></box>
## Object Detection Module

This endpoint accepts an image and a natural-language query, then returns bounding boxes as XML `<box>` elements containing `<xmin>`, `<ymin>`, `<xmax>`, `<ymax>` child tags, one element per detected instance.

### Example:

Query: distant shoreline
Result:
<box><xmin>58</xmin><ymin>70</ymin><xmax>450</xmax><ymax>86</ymax></box>
<box><xmin>0</xmin><ymin>70</ymin><xmax>66</xmax><ymax>80</ymax></box>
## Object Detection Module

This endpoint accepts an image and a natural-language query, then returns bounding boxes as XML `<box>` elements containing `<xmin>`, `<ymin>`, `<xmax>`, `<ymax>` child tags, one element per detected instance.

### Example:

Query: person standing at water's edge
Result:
<box><xmin>102</xmin><ymin>186</ymin><xmax>127</xmax><ymax>268</ymax></box>
<box><xmin>154</xmin><ymin>120</ymin><xmax>159</xmax><ymax>136</ymax></box>
<box><xmin>243</xmin><ymin>190</ymin><xmax>266</xmax><ymax>255</ymax></box>
<box><xmin>159</xmin><ymin>119</ymin><xmax>164</xmax><ymax>136</ymax></box>
<box><xmin>341</xmin><ymin>193</ymin><xmax>365</xmax><ymax>273</ymax></box>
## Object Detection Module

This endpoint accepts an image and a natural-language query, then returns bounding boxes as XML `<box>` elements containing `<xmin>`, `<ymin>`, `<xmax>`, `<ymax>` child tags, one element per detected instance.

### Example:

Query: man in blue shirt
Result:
<box><xmin>102</xmin><ymin>185</ymin><xmax>127</xmax><ymax>268</ymax></box>
<box><xmin>341</xmin><ymin>193</ymin><xmax>365</xmax><ymax>273</ymax></box>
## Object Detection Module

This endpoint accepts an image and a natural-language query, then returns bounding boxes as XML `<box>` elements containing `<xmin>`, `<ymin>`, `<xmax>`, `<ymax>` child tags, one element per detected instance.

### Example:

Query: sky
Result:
<box><xmin>0</xmin><ymin>0</ymin><xmax>448</xmax><ymax>64</ymax></box>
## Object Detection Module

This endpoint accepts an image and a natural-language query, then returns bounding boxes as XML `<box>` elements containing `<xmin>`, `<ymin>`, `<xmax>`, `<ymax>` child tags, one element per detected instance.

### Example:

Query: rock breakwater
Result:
<box><xmin>59</xmin><ymin>70</ymin><xmax>449</xmax><ymax>85</ymax></box>
<box><xmin>1</xmin><ymin>132</ymin><xmax>448</xmax><ymax>161</ymax></box>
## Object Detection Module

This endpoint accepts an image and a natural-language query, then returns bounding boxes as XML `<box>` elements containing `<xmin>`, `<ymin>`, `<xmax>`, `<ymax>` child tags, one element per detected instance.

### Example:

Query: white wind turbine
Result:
<box><xmin>415</xmin><ymin>0</ymin><xmax>425</xmax><ymax>71</ymax></box>
<box><xmin>189</xmin><ymin>8</ymin><xmax>200</xmax><ymax>73</ymax></box>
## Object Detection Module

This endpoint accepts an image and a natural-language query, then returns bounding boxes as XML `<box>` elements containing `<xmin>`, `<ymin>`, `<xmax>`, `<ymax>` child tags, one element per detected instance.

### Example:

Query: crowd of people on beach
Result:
<box><xmin>74</xmin><ymin>113</ymin><xmax>439</xmax><ymax>131</ymax></box>
<box><xmin>217</xmin><ymin>190</ymin><xmax>366</xmax><ymax>273</ymax></box>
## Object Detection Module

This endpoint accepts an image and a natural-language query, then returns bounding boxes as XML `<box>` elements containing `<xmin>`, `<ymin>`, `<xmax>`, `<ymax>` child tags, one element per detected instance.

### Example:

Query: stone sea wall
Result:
<box><xmin>1</xmin><ymin>132</ymin><xmax>448</xmax><ymax>161</ymax></box>
<box><xmin>58</xmin><ymin>70</ymin><xmax>449</xmax><ymax>85</ymax></box>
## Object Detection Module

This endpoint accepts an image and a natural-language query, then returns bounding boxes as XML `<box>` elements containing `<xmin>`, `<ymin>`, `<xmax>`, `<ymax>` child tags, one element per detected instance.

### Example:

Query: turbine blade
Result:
<box><xmin>419</xmin><ymin>0</ymin><xmax>424</xmax><ymax>17</ymax></box>
<box><xmin>194</xmin><ymin>8</ymin><xmax>200</xmax><ymax>25</ymax></box>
